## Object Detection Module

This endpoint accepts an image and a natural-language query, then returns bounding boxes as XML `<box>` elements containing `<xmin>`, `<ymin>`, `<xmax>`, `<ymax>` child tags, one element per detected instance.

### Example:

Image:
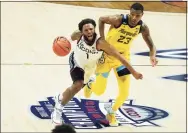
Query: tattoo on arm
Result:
<box><xmin>141</xmin><ymin>23</ymin><xmax>156</xmax><ymax>56</ymax></box>
<box><xmin>99</xmin><ymin>15</ymin><xmax>120</xmax><ymax>38</ymax></box>
<box><xmin>141</xmin><ymin>24</ymin><xmax>153</xmax><ymax>49</ymax></box>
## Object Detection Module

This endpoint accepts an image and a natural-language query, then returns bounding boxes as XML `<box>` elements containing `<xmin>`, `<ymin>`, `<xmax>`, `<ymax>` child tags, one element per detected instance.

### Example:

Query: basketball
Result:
<box><xmin>53</xmin><ymin>36</ymin><xmax>71</xmax><ymax>56</ymax></box>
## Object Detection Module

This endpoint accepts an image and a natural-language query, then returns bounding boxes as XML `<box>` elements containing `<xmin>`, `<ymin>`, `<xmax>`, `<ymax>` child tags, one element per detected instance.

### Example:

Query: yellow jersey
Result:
<box><xmin>106</xmin><ymin>14</ymin><xmax>143</xmax><ymax>55</ymax></box>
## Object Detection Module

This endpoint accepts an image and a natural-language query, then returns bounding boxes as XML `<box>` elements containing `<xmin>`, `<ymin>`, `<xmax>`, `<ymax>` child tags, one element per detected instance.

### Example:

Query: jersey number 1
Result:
<box><xmin>117</xmin><ymin>35</ymin><xmax>131</xmax><ymax>44</ymax></box>
<box><xmin>86</xmin><ymin>53</ymin><xmax>89</xmax><ymax>59</ymax></box>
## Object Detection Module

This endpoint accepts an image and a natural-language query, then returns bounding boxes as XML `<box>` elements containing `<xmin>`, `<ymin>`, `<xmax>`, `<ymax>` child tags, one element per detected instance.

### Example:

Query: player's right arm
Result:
<box><xmin>98</xmin><ymin>15</ymin><xmax>122</xmax><ymax>38</ymax></box>
<box><xmin>97</xmin><ymin>39</ymin><xmax>143</xmax><ymax>80</ymax></box>
<box><xmin>71</xmin><ymin>30</ymin><xmax>82</xmax><ymax>41</ymax></box>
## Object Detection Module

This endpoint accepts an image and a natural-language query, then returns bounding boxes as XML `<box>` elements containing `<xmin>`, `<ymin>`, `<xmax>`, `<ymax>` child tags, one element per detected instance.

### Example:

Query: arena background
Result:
<box><xmin>1</xmin><ymin>1</ymin><xmax>187</xmax><ymax>132</ymax></box>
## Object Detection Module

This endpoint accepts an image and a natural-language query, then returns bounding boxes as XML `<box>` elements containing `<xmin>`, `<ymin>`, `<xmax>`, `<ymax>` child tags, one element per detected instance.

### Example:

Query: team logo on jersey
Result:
<box><xmin>135</xmin><ymin>48</ymin><xmax>187</xmax><ymax>60</ymax></box>
<box><xmin>162</xmin><ymin>74</ymin><xmax>187</xmax><ymax>82</ymax></box>
<box><xmin>98</xmin><ymin>53</ymin><xmax>105</xmax><ymax>64</ymax></box>
<box><xmin>30</xmin><ymin>97</ymin><xmax>169</xmax><ymax>129</ymax></box>
<box><xmin>77</xmin><ymin>41</ymin><xmax>99</xmax><ymax>54</ymax></box>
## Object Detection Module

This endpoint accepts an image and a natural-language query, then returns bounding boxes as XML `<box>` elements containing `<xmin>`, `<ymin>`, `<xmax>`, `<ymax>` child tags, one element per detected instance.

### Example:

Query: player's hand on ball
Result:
<box><xmin>150</xmin><ymin>56</ymin><xmax>158</xmax><ymax>67</ymax></box>
<box><xmin>54</xmin><ymin>36</ymin><xmax>62</xmax><ymax>42</ymax></box>
<box><xmin>53</xmin><ymin>36</ymin><xmax>71</xmax><ymax>56</ymax></box>
<box><xmin>133</xmin><ymin>71</ymin><xmax>143</xmax><ymax>80</ymax></box>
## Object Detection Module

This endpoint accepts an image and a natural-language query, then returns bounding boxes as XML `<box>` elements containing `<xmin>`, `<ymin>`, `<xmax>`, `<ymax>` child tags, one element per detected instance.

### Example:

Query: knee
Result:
<box><xmin>72</xmin><ymin>80</ymin><xmax>84</xmax><ymax>92</ymax></box>
<box><xmin>94</xmin><ymin>83</ymin><xmax>106</xmax><ymax>95</ymax></box>
<box><xmin>92</xmin><ymin>76</ymin><xmax>107</xmax><ymax>96</ymax></box>
<box><xmin>94</xmin><ymin>87</ymin><xmax>106</xmax><ymax>96</ymax></box>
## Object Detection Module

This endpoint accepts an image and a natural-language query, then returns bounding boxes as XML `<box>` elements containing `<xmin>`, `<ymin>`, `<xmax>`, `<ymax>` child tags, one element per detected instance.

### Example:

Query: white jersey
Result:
<box><xmin>73</xmin><ymin>35</ymin><xmax>103</xmax><ymax>68</ymax></box>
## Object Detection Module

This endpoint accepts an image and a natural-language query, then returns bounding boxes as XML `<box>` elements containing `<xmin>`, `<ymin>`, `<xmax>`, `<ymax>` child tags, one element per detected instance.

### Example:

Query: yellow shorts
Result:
<box><xmin>96</xmin><ymin>52</ymin><xmax>131</xmax><ymax>77</ymax></box>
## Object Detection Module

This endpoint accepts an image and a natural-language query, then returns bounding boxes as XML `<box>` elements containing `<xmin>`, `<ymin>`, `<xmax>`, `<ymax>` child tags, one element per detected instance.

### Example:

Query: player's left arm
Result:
<box><xmin>71</xmin><ymin>30</ymin><xmax>82</xmax><ymax>41</ymax></box>
<box><xmin>141</xmin><ymin>23</ymin><xmax>158</xmax><ymax>67</ymax></box>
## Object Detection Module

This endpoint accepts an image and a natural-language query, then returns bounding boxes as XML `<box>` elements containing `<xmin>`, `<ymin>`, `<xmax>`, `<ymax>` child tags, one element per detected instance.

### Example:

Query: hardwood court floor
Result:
<box><xmin>1</xmin><ymin>2</ymin><xmax>186</xmax><ymax>132</ymax></box>
<box><xmin>49</xmin><ymin>1</ymin><xmax>186</xmax><ymax>13</ymax></box>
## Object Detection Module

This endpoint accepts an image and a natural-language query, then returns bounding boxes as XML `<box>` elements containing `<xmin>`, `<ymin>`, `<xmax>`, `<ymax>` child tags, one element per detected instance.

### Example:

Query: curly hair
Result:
<box><xmin>51</xmin><ymin>124</ymin><xmax>76</xmax><ymax>133</ymax></box>
<box><xmin>78</xmin><ymin>18</ymin><xmax>96</xmax><ymax>31</ymax></box>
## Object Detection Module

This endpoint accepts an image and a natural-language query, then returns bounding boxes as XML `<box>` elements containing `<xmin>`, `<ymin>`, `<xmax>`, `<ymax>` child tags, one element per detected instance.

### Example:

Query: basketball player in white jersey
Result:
<box><xmin>51</xmin><ymin>18</ymin><xmax>143</xmax><ymax>125</ymax></box>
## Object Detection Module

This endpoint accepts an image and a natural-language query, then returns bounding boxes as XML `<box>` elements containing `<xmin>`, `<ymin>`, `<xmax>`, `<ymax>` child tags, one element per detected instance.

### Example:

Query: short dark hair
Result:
<box><xmin>78</xmin><ymin>18</ymin><xmax>96</xmax><ymax>31</ymax></box>
<box><xmin>131</xmin><ymin>3</ymin><xmax>144</xmax><ymax>12</ymax></box>
<box><xmin>51</xmin><ymin>124</ymin><xmax>76</xmax><ymax>133</ymax></box>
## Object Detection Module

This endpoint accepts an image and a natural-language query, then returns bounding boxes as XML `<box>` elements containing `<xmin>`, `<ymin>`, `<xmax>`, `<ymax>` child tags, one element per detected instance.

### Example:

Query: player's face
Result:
<box><xmin>129</xmin><ymin>8</ymin><xmax>143</xmax><ymax>26</ymax></box>
<box><xmin>82</xmin><ymin>24</ymin><xmax>95</xmax><ymax>41</ymax></box>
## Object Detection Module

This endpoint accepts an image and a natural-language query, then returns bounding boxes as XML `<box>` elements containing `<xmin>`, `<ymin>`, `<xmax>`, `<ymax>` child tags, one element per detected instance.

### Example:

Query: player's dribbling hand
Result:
<box><xmin>150</xmin><ymin>56</ymin><xmax>158</xmax><ymax>67</ymax></box>
<box><xmin>54</xmin><ymin>36</ymin><xmax>64</xmax><ymax>43</ymax></box>
<box><xmin>132</xmin><ymin>71</ymin><xmax>143</xmax><ymax>80</ymax></box>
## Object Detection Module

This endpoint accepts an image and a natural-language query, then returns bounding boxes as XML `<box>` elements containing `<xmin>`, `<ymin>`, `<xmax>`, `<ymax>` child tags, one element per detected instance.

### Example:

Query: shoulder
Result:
<box><xmin>140</xmin><ymin>22</ymin><xmax>149</xmax><ymax>33</ymax></box>
<box><xmin>102</xmin><ymin>14</ymin><xmax>123</xmax><ymax>28</ymax></box>
<box><xmin>114</xmin><ymin>14</ymin><xmax>124</xmax><ymax>27</ymax></box>
<box><xmin>96</xmin><ymin>37</ymin><xmax>109</xmax><ymax>51</ymax></box>
<box><xmin>101</xmin><ymin>14</ymin><xmax>122</xmax><ymax>21</ymax></box>
<box><xmin>115</xmin><ymin>14</ymin><xmax>123</xmax><ymax>20</ymax></box>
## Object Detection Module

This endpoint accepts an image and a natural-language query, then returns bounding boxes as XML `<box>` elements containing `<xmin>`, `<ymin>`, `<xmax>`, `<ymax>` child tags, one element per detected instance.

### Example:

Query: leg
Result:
<box><xmin>105</xmin><ymin>65</ymin><xmax>131</xmax><ymax>126</ymax></box>
<box><xmin>84</xmin><ymin>53</ymin><xmax>112</xmax><ymax>98</ymax></box>
<box><xmin>61</xmin><ymin>67</ymin><xmax>85</xmax><ymax>105</ymax></box>
<box><xmin>51</xmin><ymin>67</ymin><xmax>85</xmax><ymax>125</ymax></box>
<box><xmin>51</xmin><ymin>52</ymin><xmax>85</xmax><ymax>125</ymax></box>
<box><xmin>112</xmin><ymin>65</ymin><xmax>131</xmax><ymax>111</ymax></box>
<box><xmin>83</xmin><ymin>62</ymin><xmax>97</xmax><ymax>84</ymax></box>
<box><xmin>84</xmin><ymin>70</ymin><xmax>110</xmax><ymax>98</ymax></box>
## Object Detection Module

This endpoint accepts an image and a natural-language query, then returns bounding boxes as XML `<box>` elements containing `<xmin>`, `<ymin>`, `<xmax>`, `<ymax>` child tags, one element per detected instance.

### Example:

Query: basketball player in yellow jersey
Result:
<box><xmin>84</xmin><ymin>3</ymin><xmax>158</xmax><ymax>126</ymax></box>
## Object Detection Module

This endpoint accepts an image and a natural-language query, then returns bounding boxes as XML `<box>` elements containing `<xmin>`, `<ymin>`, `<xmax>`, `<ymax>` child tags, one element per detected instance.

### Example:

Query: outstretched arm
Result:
<box><xmin>141</xmin><ymin>23</ymin><xmax>158</xmax><ymax>66</ymax></box>
<box><xmin>53</xmin><ymin>30</ymin><xmax>82</xmax><ymax>46</ymax></box>
<box><xmin>71</xmin><ymin>30</ymin><xmax>82</xmax><ymax>41</ymax></box>
<box><xmin>97</xmin><ymin>39</ymin><xmax>143</xmax><ymax>80</ymax></box>
<box><xmin>98</xmin><ymin>15</ymin><xmax>122</xmax><ymax>39</ymax></box>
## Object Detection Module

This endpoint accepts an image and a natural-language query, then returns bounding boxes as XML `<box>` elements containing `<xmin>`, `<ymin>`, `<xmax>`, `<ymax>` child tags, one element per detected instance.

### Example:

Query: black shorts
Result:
<box><xmin>69</xmin><ymin>52</ymin><xmax>85</xmax><ymax>83</ymax></box>
<box><xmin>116</xmin><ymin>67</ymin><xmax>131</xmax><ymax>77</ymax></box>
